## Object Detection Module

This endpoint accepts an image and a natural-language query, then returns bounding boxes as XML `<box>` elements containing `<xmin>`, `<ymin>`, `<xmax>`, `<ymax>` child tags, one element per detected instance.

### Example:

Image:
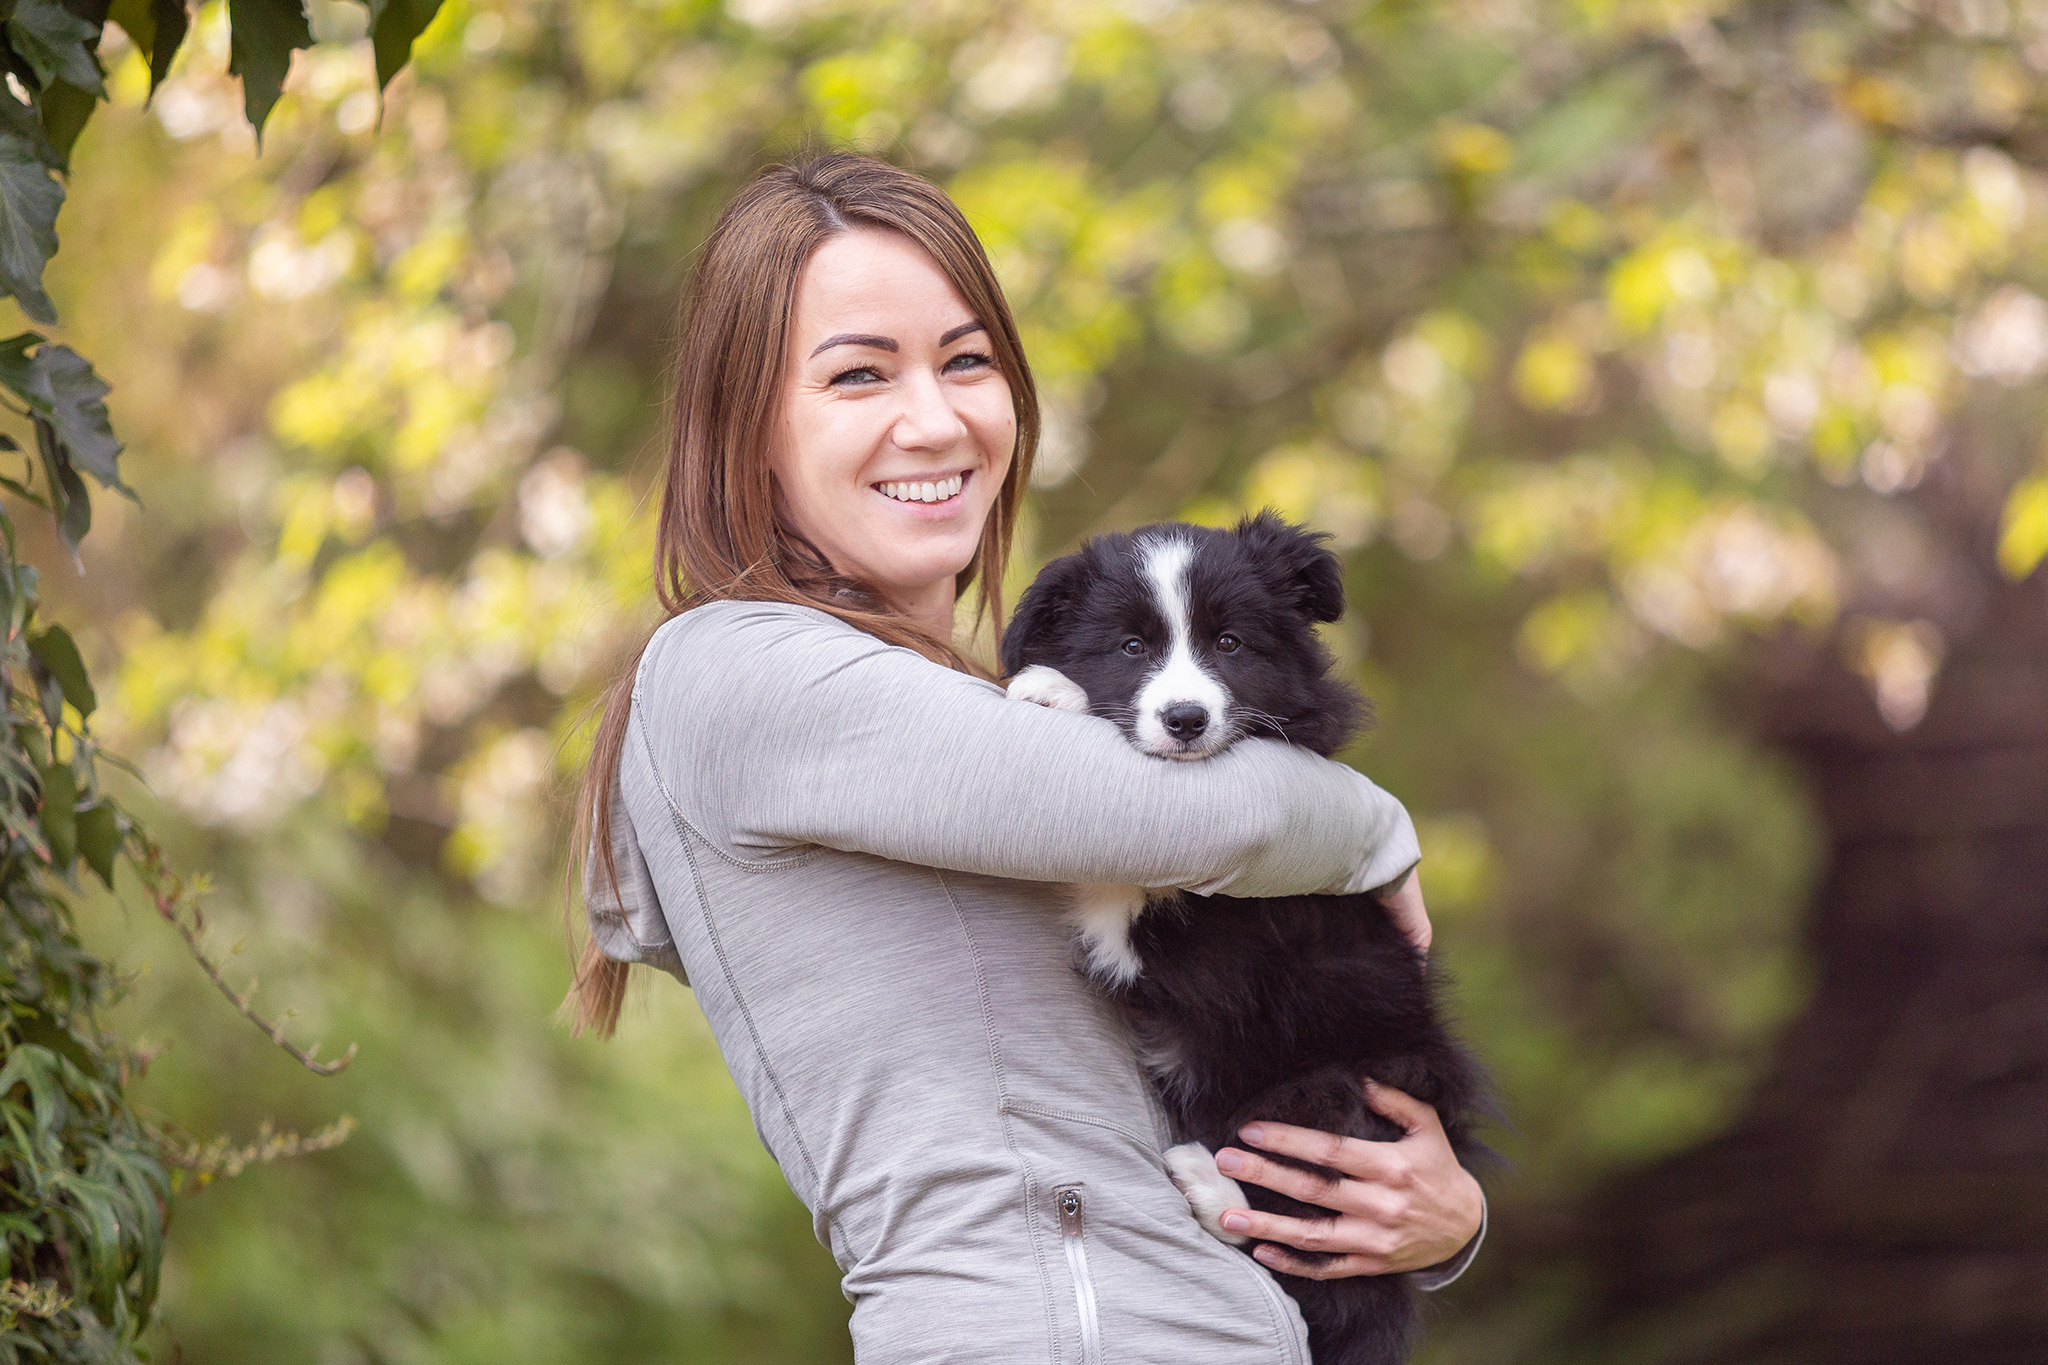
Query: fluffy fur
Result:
<box><xmin>1001</xmin><ymin>511</ymin><xmax>1490</xmax><ymax>1365</ymax></box>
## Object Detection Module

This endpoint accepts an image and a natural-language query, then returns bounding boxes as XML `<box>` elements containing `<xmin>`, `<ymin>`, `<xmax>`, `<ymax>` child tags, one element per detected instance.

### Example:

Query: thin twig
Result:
<box><xmin>130</xmin><ymin>833</ymin><xmax>357</xmax><ymax>1076</ymax></box>
<box><xmin>152</xmin><ymin>1116</ymin><xmax>357</xmax><ymax>1183</ymax></box>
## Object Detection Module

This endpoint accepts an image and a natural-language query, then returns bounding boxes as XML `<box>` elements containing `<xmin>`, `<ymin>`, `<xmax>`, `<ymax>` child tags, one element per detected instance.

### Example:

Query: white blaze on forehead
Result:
<box><xmin>1134</xmin><ymin>535</ymin><xmax>1231</xmax><ymax>758</ymax></box>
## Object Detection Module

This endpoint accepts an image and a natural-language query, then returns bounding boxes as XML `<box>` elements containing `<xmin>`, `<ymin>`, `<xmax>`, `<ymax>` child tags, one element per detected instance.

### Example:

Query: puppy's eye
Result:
<box><xmin>1217</xmin><ymin>634</ymin><xmax>1241</xmax><ymax>654</ymax></box>
<box><xmin>1120</xmin><ymin>638</ymin><xmax>1145</xmax><ymax>657</ymax></box>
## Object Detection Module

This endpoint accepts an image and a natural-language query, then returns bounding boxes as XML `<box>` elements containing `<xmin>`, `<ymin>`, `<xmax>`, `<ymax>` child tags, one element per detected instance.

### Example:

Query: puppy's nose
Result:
<box><xmin>1161</xmin><ymin>703</ymin><xmax>1210</xmax><ymax>740</ymax></box>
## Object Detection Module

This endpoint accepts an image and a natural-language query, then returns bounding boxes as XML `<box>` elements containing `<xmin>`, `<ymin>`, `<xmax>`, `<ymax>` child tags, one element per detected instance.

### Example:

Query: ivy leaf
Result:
<box><xmin>75</xmin><ymin>802</ymin><xmax>117</xmax><ymax>890</ymax></box>
<box><xmin>39</xmin><ymin>80</ymin><xmax>98</xmax><ymax>173</ymax></box>
<box><xmin>0</xmin><ymin>335</ymin><xmax>129</xmax><ymax>498</ymax></box>
<box><xmin>0</xmin><ymin>135</ymin><xmax>63</xmax><ymax>324</ymax></box>
<box><xmin>6</xmin><ymin>0</ymin><xmax>107</xmax><ymax>100</ymax></box>
<box><xmin>107</xmin><ymin>0</ymin><xmax>190</xmax><ymax>95</ymax></box>
<box><xmin>34</xmin><ymin>416</ymin><xmax>90</xmax><ymax>568</ymax></box>
<box><xmin>0</xmin><ymin>73</ymin><xmax>61</xmax><ymax>165</ymax></box>
<box><xmin>38</xmin><ymin>759</ymin><xmax>75</xmax><ymax>871</ymax></box>
<box><xmin>28</xmin><ymin>624</ymin><xmax>95</xmax><ymax>719</ymax></box>
<box><xmin>34</xmin><ymin>344</ymin><xmax>125</xmax><ymax>495</ymax></box>
<box><xmin>364</xmin><ymin>0</ymin><xmax>445</xmax><ymax>91</ymax></box>
<box><xmin>226</xmin><ymin>0</ymin><xmax>312</xmax><ymax>142</ymax></box>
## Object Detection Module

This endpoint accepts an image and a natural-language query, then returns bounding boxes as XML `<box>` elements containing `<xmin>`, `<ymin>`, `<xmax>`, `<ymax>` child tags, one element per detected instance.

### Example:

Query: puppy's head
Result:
<box><xmin>1000</xmin><ymin>510</ymin><xmax>1365</xmax><ymax>759</ymax></box>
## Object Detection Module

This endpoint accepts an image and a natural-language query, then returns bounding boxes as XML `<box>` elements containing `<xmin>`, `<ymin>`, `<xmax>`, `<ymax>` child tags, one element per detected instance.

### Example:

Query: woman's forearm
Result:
<box><xmin>636</xmin><ymin>600</ymin><xmax>1419</xmax><ymax>896</ymax></box>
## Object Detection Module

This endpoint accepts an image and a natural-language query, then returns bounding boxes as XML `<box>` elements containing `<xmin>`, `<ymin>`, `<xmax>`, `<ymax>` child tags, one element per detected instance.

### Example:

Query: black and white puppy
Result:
<box><xmin>1001</xmin><ymin>511</ymin><xmax>1488</xmax><ymax>1365</ymax></box>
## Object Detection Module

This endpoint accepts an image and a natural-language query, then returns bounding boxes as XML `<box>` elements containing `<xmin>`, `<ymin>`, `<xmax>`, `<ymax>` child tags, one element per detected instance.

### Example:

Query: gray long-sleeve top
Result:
<box><xmin>588</xmin><ymin>599</ymin><xmax>1470</xmax><ymax>1364</ymax></box>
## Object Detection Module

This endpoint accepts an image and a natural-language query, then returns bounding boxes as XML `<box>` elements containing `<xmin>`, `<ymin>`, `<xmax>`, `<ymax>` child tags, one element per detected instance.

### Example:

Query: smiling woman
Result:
<box><xmin>770</xmin><ymin>228</ymin><xmax>1018</xmax><ymax>637</ymax></box>
<box><xmin>567</xmin><ymin>152</ymin><xmax>1479</xmax><ymax>1364</ymax></box>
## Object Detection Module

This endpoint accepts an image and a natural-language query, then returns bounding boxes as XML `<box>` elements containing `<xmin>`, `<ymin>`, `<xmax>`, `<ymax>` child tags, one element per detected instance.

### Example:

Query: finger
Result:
<box><xmin>1360</xmin><ymin>1079</ymin><xmax>1441</xmax><ymax>1139</ymax></box>
<box><xmin>1235</xmin><ymin>1121</ymin><xmax>1402</xmax><ymax>1183</ymax></box>
<box><xmin>1215</xmin><ymin>1146</ymin><xmax>1349</xmax><ymax>1208</ymax></box>
<box><xmin>1374</xmin><ymin>871</ymin><xmax>1432</xmax><ymax>956</ymax></box>
<box><xmin>1251</xmin><ymin>1244</ymin><xmax>1386</xmax><ymax>1280</ymax></box>
<box><xmin>1214</xmin><ymin>1204</ymin><xmax>1349</xmax><ymax>1254</ymax></box>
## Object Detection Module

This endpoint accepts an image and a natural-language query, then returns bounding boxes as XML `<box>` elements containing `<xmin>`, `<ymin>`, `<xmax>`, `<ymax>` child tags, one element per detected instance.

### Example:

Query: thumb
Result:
<box><xmin>1363</xmin><ymin>1078</ymin><xmax>1439</xmax><ymax>1137</ymax></box>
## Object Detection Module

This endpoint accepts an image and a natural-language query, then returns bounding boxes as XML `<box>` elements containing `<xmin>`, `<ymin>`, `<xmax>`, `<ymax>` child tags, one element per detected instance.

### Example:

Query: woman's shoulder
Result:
<box><xmin>634</xmin><ymin>596</ymin><xmax>925</xmax><ymax>705</ymax></box>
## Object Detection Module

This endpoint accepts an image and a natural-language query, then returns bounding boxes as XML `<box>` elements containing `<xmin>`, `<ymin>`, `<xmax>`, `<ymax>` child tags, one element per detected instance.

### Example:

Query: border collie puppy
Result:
<box><xmin>1000</xmin><ymin>511</ymin><xmax>1488</xmax><ymax>1365</ymax></box>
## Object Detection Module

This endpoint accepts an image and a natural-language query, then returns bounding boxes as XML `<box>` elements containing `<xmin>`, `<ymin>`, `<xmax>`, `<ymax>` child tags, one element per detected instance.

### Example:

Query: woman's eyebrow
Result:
<box><xmin>811</xmin><ymin>332</ymin><xmax>896</xmax><ymax>357</ymax></box>
<box><xmin>808</xmin><ymin>321</ymin><xmax>984</xmax><ymax>359</ymax></box>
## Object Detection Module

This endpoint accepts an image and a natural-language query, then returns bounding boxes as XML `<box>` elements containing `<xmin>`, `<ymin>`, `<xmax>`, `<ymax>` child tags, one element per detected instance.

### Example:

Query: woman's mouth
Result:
<box><xmin>873</xmin><ymin>470</ymin><xmax>968</xmax><ymax>507</ymax></box>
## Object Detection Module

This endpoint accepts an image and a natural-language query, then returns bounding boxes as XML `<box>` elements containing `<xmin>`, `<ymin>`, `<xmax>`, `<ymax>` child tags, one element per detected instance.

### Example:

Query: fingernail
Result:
<box><xmin>1239</xmin><ymin>1123</ymin><xmax>1265</xmax><ymax>1145</ymax></box>
<box><xmin>1252</xmin><ymin>1245</ymin><xmax>1277</xmax><ymax>1264</ymax></box>
<box><xmin>1215</xmin><ymin>1149</ymin><xmax>1243</xmax><ymax>1173</ymax></box>
<box><xmin>1220</xmin><ymin>1212</ymin><xmax>1249</xmax><ymax>1232</ymax></box>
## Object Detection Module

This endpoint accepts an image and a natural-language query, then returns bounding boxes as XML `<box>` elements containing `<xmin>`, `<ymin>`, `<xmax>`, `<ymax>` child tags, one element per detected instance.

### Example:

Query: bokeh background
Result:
<box><xmin>32</xmin><ymin>0</ymin><xmax>2048</xmax><ymax>1360</ymax></box>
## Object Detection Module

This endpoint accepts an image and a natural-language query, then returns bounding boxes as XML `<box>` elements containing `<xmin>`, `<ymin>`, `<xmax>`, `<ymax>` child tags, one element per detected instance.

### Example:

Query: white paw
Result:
<box><xmin>1164</xmin><ymin>1143</ymin><xmax>1252</xmax><ymax>1247</ymax></box>
<box><xmin>1007</xmin><ymin>665</ymin><xmax>1091</xmax><ymax>713</ymax></box>
<box><xmin>1069</xmin><ymin>884</ymin><xmax>1148</xmax><ymax>985</ymax></box>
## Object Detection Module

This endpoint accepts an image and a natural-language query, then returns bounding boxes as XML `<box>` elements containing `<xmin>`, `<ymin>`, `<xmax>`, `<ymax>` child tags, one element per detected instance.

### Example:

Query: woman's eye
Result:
<box><xmin>1120</xmin><ymin>638</ymin><xmax>1145</xmax><ymax>657</ymax></box>
<box><xmin>830</xmin><ymin>366</ymin><xmax>883</xmax><ymax>387</ymax></box>
<box><xmin>944</xmin><ymin>351</ymin><xmax>993</xmax><ymax>373</ymax></box>
<box><xmin>1217</xmin><ymin>634</ymin><xmax>1241</xmax><ymax>654</ymax></box>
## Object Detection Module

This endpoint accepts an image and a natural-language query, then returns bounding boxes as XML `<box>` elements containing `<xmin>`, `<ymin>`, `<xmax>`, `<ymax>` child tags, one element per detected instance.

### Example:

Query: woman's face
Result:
<box><xmin>769</xmin><ymin>227</ymin><xmax>1016</xmax><ymax>626</ymax></box>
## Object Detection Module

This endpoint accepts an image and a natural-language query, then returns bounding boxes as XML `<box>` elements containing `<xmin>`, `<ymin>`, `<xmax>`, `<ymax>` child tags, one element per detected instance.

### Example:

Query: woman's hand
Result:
<box><xmin>1372</xmin><ymin>868</ymin><xmax>1431</xmax><ymax>956</ymax></box>
<box><xmin>1212</xmin><ymin>1079</ymin><xmax>1482</xmax><ymax>1279</ymax></box>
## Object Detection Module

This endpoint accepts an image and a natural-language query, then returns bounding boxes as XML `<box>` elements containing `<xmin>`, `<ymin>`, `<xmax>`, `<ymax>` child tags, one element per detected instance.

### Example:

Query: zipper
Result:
<box><xmin>1055</xmin><ymin>1186</ymin><xmax>1104</xmax><ymax>1365</ymax></box>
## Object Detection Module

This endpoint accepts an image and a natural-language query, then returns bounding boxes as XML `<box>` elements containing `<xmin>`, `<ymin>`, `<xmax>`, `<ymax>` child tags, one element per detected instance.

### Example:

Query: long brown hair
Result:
<box><xmin>563</xmin><ymin>152</ymin><xmax>1041</xmax><ymax>1037</ymax></box>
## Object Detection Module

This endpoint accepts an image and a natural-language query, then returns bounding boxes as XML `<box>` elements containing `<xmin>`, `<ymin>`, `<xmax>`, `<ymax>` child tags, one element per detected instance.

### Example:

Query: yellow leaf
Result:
<box><xmin>1997</xmin><ymin>475</ymin><xmax>2048</xmax><ymax>580</ymax></box>
<box><xmin>1513</xmin><ymin>333</ymin><xmax>1594</xmax><ymax>412</ymax></box>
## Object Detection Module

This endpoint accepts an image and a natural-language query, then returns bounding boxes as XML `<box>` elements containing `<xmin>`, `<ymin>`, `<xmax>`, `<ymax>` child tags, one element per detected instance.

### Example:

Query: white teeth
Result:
<box><xmin>877</xmin><ymin>474</ymin><xmax>964</xmax><ymax>503</ymax></box>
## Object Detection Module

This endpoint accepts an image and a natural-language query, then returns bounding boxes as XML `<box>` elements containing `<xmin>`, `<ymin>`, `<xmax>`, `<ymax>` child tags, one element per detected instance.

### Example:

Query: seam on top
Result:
<box><xmin>936</xmin><ymin>868</ymin><xmax>1063</xmax><ymax>1365</ymax></box>
<box><xmin>629</xmin><ymin>640</ymin><xmax>822</xmax><ymax>875</ymax></box>
<box><xmin>635</xmin><ymin>705</ymin><xmax>822</xmax><ymax>1195</ymax></box>
<box><xmin>1000</xmin><ymin>1100</ymin><xmax>1161</xmax><ymax>1153</ymax></box>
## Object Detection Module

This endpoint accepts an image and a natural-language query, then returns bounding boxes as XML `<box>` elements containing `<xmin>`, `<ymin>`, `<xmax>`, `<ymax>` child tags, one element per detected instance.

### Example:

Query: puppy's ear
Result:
<box><xmin>1000</xmin><ymin>551</ymin><xmax>1088</xmax><ymax>676</ymax></box>
<box><xmin>1237</xmin><ymin>510</ymin><xmax>1345</xmax><ymax>623</ymax></box>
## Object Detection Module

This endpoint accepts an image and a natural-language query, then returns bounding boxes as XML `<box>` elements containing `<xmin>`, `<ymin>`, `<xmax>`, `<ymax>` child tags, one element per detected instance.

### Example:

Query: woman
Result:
<box><xmin>568</xmin><ymin>152</ymin><xmax>1484</xmax><ymax>1363</ymax></box>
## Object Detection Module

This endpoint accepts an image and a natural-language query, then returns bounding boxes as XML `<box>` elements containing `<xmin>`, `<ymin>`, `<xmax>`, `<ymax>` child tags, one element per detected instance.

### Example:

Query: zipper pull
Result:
<box><xmin>1058</xmin><ymin>1187</ymin><xmax>1085</xmax><ymax>1235</ymax></box>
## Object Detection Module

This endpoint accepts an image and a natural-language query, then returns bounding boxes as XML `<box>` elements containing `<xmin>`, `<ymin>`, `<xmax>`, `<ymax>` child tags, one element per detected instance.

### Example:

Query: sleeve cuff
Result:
<box><xmin>1339</xmin><ymin>768</ymin><xmax>1421</xmax><ymax>895</ymax></box>
<box><xmin>1409</xmin><ymin>1190</ymin><xmax>1486</xmax><ymax>1292</ymax></box>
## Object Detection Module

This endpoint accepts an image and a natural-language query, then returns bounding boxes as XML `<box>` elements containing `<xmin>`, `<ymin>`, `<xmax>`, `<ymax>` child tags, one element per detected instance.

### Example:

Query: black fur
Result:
<box><xmin>1003</xmin><ymin>511</ymin><xmax>1490</xmax><ymax>1365</ymax></box>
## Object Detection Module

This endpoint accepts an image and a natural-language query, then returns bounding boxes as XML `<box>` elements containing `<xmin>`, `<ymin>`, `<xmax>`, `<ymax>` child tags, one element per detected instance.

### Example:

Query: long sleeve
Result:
<box><xmin>631</xmin><ymin>600</ymin><xmax>1420</xmax><ymax>900</ymax></box>
<box><xmin>1410</xmin><ymin>1193</ymin><xmax>1486</xmax><ymax>1291</ymax></box>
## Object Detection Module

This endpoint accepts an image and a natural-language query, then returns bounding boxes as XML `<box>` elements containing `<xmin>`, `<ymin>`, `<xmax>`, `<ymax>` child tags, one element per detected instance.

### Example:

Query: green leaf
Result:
<box><xmin>0</xmin><ymin>136</ymin><xmax>62</xmax><ymax>324</ymax></box>
<box><xmin>107</xmin><ymin>0</ymin><xmax>189</xmax><ymax>94</ymax></box>
<box><xmin>10</xmin><ymin>562</ymin><xmax>38</xmax><ymax>641</ymax></box>
<box><xmin>74</xmin><ymin>801</ymin><xmax>116</xmax><ymax>888</ymax></box>
<box><xmin>0</xmin><ymin>335</ymin><xmax>128</xmax><ymax>499</ymax></box>
<box><xmin>365</xmin><ymin>0</ymin><xmax>445</xmax><ymax>91</ymax></box>
<box><xmin>0</xmin><ymin>71</ymin><xmax>61</xmax><ymax>165</ymax></box>
<box><xmin>32</xmin><ymin>344</ymin><xmax>124</xmax><ymax>495</ymax></box>
<box><xmin>35</xmin><ymin>760</ymin><xmax>73</xmax><ymax>871</ymax></box>
<box><xmin>38</xmin><ymin>80</ymin><xmax>97</xmax><ymax>172</ymax></box>
<box><xmin>5</xmin><ymin>1</ymin><xmax>107</xmax><ymax>99</ymax></box>
<box><xmin>33</xmin><ymin>416</ymin><xmax>88</xmax><ymax>567</ymax></box>
<box><xmin>225</xmin><ymin>0</ymin><xmax>312</xmax><ymax>141</ymax></box>
<box><xmin>28</xmin><ymin>624</ymin><xmax>94</xmax><ymax>718</ymax></box>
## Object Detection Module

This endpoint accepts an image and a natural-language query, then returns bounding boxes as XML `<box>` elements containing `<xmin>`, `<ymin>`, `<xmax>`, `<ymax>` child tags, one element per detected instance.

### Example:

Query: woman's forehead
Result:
<box><xmin>794</xmin><ymin>229</ymin><xmax>975</xmax><ymax>336</ymax></box>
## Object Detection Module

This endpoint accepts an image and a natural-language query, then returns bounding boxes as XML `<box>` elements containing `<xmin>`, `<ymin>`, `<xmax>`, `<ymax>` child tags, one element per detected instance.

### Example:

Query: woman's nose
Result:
<box><xmin>891</xmin><ymin>370</ymin><xmax>970</xmax><ymax>451</ymax></box>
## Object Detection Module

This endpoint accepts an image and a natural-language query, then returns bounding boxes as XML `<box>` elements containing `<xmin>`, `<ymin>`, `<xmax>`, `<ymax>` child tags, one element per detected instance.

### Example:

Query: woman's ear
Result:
<box><xmin>1000</xmin><ymin>552</ymin><xmax>1086</xmax><ymax>677</ymax></box>
<box><xmin>1236</xmin><ymin>510</ymin><xmax>1346</xmax><ymax>623</ymax></box>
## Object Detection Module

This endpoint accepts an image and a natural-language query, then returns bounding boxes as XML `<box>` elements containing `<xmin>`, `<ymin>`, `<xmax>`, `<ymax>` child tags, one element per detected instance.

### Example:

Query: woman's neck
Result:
<box><xmin>889</xmin><ymin>578</ymin><xmax>958</xmax><ymax>642</ymax></box>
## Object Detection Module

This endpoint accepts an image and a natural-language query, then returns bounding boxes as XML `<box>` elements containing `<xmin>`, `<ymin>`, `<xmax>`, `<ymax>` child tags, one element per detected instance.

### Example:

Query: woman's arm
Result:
<box><xmin>634</xmin><ymin>601</ymin><xmax>1419</xmax><ymax>898</ymax></box>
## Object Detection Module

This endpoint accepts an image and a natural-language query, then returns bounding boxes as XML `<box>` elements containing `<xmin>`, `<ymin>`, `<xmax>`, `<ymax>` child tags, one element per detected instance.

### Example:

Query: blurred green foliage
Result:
<box><xmin>16</xmin><ymin>0</ymin><xmax>2048</xmax><ymax>1359</ymax></box>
